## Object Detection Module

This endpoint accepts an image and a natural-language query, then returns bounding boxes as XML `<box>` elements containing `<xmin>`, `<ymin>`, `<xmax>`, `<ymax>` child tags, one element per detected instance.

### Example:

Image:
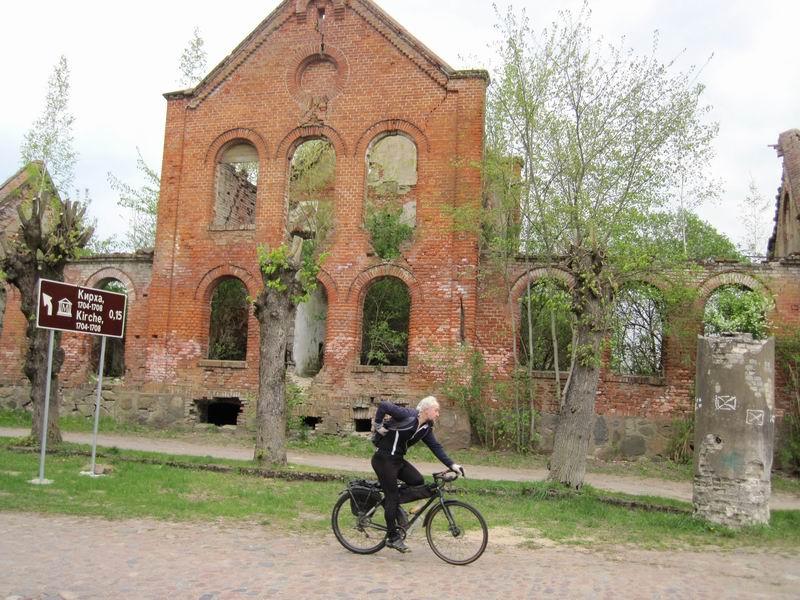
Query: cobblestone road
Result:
<box><xmin>2</xmin><ymin>512</ymin><xmax>799</xmax><ymax>600</ymax></box>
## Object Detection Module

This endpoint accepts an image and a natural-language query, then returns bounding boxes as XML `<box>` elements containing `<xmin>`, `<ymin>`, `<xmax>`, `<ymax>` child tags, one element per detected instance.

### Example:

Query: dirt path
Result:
<box><xmin>2</xmin><ymin>427</ymin><xmax>799</xmax><ymax>510</ymax></box>
<box><xmin>1</xmin><ymin>512</ymin><xmax>798</xmax><ymax>600</ymax></box>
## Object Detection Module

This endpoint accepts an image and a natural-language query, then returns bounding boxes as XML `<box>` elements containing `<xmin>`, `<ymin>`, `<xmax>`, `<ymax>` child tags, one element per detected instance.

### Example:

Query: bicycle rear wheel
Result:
<box><xmin>425</xmin><ymin>500</ymin><xmax>488</xmax><ymax>565</ymax></box>
<box><xmin>331</xmin><ymin>491</ymin><xmax>386</xmax><ymax>554</ymax></box>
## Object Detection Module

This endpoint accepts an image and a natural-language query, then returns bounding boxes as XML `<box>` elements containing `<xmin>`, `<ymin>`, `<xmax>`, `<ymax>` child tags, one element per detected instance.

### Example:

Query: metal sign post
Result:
<box><xmin>81</xmin><ymin>336</ymin><xmax>107</xmax><ymax>478</ymax></box>
<box><xmin>32</xmin><ymin>278</ymin><xmax>127</xmax><ymax>484</ymax></box>
<box><xmin>29</xmin><ymin>329</ymin><xmax>55</xmax><ymax>485</ymax></box>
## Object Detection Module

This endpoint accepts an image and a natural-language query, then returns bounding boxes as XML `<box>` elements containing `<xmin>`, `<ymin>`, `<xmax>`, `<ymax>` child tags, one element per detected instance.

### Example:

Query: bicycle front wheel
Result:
<box><xmin>425</xmin><ymin>500</ymin><xmax>488</xmax><ymax>565</ymax></box>
<box><xmin>331</xmin><ymin>492</ymin><xmax>386</xmax><ymax>554</ymax></box>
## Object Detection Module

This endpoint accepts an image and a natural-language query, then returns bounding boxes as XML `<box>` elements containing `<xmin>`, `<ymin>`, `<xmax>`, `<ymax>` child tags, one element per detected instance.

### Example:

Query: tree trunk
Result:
<box><xmin>254</xmin><ymin>289</ymin><xmax>295</xmax><ymax>465</ymax></box>
<box><xmin>548</xmin><ymin>319</ymin><xmax>603</xmax><ymax>489</ymax></box>
<box><xmin>252</xmin><ymin>237</ymin><xmax>307</xmax><ymax>465</ymax></box>
<box><xmin>0</xmin><ymin>285</ymin><xmax>6</xmax><ymax>338</ymax></box>
<box><xmin>21</xmin><ymin>272</ymin><xmax>65</xmax><ymax>446</ymax></box>
<box><xmin>548</xmin><ymin>247</ymin><xmax>609</xmax><ymax>489</ymax></box>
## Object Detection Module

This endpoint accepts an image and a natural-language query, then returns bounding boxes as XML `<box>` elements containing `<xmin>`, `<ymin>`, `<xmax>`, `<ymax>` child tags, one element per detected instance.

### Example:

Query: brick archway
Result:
<box><xmin>347</xmin><ymin>263</ymin><xmax>419</xmax><ymax>306</ymax></box>
<box><xmin>275</xmin><ymin>125</ymin><xmax>347</xmax><ymax>161</ymax></box>
<box><xmin>353</xmin><ymin>118</ymin><xmax>430</xmax><ymax>159</ymax></box>
<box><xmin>204</xmin><ymin>128</ymin><xmax>269</xmax><ymax>166</ymax></box>
<box><xmin>84</xmin><ymin>267</ymin><xmax>138</xmax><ymax>301</ymax></box>
<box><xmin>316</xmin><ymin>268</ymin><xmax>338</xmax><ymax>304</ymax></box>
<box><xmin>697</xmin><ymin>271</ymin><xmax>769</xmax><ymax>302</ymax></box>
<box><xmin>195</xmin><ymin>264</ymin><xmax>260</xmax><ymax>302</ymax></box>
<box><xmin>509</xmin><ymin>267</ymin><xmax>574</xmax><ymax>306</ymax></box>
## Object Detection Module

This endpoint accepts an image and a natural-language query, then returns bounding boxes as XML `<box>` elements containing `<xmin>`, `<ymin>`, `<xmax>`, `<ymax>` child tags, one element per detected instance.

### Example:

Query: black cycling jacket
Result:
<box><xmin>373</xmin><ymin>401</ymin><xmax>454</xmax><ymax>468</ymax></box>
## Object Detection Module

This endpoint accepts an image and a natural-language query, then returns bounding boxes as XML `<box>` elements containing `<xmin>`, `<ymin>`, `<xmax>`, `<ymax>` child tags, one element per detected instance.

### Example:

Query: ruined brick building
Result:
<box><xmin>1</xmin><ymin>0</ymin><xmax>798</xmax><ymax>456</ymax></box>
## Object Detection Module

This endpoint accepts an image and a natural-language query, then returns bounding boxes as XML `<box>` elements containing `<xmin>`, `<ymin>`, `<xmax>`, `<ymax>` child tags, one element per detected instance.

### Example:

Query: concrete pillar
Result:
<box><xmin>693</xmin><ymin>334</ymin><xmax>775</xmax><ymax>527</ymax></box>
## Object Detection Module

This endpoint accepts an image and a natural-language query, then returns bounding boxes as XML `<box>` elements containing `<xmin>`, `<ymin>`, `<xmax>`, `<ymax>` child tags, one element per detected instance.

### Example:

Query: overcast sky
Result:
<box><xmin>1</xmin><ymin>0</ymin><xmax>797</xmax><ymax>253</ymax></box>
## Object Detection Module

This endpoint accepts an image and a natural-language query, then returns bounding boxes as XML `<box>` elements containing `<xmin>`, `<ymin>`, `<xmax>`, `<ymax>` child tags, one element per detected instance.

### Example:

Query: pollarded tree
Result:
<box><xmin>488</xmin><ymin>5</ymin><xmax>718</xmax><ymax>488</ymax></box>
<box><xmin>0</xmin><ymin>167</ymin><xmax>93</xmax><ymax>444</ymax></box>
<box><xmin>253</xmin><ymin>237</ymin><xmax>324</xmax><ymax>464</ymax></box>
<box><xmin>0</xmin><ymin>56</ymin><xmax>93</xmax><ymax>445</ymax></box>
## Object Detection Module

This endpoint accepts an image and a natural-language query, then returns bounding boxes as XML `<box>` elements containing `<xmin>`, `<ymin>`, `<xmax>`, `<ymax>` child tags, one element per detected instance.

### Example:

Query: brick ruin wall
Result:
<box><xmin>1</xmin><ymin>1</ymin><xmax>798</xmax><ymax>459</ymax></box>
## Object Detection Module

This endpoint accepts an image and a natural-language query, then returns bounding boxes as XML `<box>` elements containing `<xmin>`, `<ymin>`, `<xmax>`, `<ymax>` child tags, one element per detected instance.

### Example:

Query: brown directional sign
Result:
<box><xmin>36</xmin><ymin>278</ymin><xmax>127</xmax><ymax>338</ymax></box>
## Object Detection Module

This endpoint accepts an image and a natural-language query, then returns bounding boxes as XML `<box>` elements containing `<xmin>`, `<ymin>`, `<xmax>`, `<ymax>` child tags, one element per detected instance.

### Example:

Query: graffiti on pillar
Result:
<box><xmin>745</xmin><ymin>409</ymin><xmax>765</xmax><ymax>426</ymax></box>
<box><xmin>714</xmin><ymin>395</ymin><xmax>737</xmax><ymax>411</ymax></box>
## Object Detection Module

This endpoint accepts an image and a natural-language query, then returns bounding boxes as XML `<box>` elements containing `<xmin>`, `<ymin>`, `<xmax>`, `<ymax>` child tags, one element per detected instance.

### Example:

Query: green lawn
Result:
<box><xmin>1</xmin><ymin>439</ymin><xmax>798</xmax><ymax>551</ymax></box>
<box><xmin>2</xmin><ymin>409</ymin><xmax>798</xmax><ymax>494</ymax></box>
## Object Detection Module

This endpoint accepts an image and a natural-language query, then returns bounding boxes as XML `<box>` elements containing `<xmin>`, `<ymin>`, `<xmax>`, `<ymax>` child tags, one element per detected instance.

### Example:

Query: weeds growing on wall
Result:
<box><xmin>776</xmin><ymin>330</ymin><xmax>800</xmax><ymax>475</ymax></box>
<box><xmin>665</xmin><ymin>417</ymin><xmax>695</xmax><ymax>465</ymax></box>
<box><xmin>429</xmin><ymin>344</ymin><xmax>539</xmax><ymax>453</ymax></box>
<box><xmin>364</xmin><ymin>202</ymin><xmax>413</xmax><ymax>260</ymax></box>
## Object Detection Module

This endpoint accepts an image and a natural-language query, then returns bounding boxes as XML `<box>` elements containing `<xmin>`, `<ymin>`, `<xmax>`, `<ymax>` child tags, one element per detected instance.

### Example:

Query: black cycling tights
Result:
<box><xmin>371</xmin><ymin>452</ymin><xmax>424</xmax><ymax>538</ymax></box>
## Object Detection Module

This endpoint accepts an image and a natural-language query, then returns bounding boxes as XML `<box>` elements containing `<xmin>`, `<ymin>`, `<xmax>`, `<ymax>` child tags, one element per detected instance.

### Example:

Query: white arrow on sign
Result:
<box><xmin>42</xmin><ymin>293</ymin><xmax>53</xmax><ymax>316</ymax></box>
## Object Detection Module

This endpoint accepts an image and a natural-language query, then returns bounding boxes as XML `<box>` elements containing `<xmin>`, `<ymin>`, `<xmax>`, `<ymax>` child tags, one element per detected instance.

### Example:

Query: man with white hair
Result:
<box><xmin>371</xmin><ymin>395</ymin><xmax>465</xmax><ymax>553</ymax></box>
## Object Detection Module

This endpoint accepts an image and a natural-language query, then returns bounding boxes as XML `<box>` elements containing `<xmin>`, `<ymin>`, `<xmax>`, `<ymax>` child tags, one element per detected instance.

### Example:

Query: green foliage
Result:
<box><xmin>288</xmin><ymin>140</ymin><xmax>336</xmax><ymax>243</ymax></box>
<box><xmin>285</xmin><ymin>381</ymin><xmax>307</xmax><ymax>436</ymax></box>
<box><xmin>20</xmin><ymin>55</ymin><xmax>76</xmax><ymax>191</ymax></box>
<box><xmin>256</xmin><ymin>242</ymin><xmax>324</xmax><ymax>305</ymax></box>
<box><xmin>208</xmin><ymin>278</ymin><xmax>249</xmax><ymax>361</ymax></box>
<box><xmin>107</xmin><ymin>148</ymin><xmax>160</xmax><ymax>251</ymax></box>
<box><xmin>364</xmin><ymin>202</ymin><xmax>413</xmax><ymax>260</ymax></box>
<box><xmin>644</xmin><ymin>211</ymin><xmax>744</xmax><ymax>263</ymax></box>
<box><xmin>360</xmin><ymin>277</ymin><xmax>410</xmax><ymax>365</ymax></box>
<box><xmin>703</xmin><ymin>285</ymin><xmax>773</xmax><ymax>339</ymax></box>
<box><xmin>178</xmin><ymin>26</ymin><xmax>208</xmax><ymax>88</ymax></box>
<box><xmin>519</xmin><ymin>278</ymin><xmax>572</xmax><ymax>371</ymax></box>
<box><xmin>431</xmin><ymin>344</ymin><xmax>537</xmax><ymax>452</ymax></box>
<box><xmin>666</xmin><ymin>418</ymin><xmax>695</xmax><ymax>465</ymax></box>
<box><xmin>776</xmin><ymin>331</ymin><xmax>800</xmax><ymax>475</ymax></box>
<box><xmin>610</xmin><ymin>283</ymin><xmax>666</xmax><ymax>376</ymax></box>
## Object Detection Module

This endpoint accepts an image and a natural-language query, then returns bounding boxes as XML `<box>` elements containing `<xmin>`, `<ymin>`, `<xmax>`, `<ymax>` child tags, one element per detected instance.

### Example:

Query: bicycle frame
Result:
<box><xmin>356</xmin><ymin>480</ymin><xmax>450</xmax><ymax>536</ymax></box>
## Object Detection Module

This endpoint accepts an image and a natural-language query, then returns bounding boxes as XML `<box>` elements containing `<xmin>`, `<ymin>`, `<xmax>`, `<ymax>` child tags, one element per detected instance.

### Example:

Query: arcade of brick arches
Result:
<box><xmin>1</xmin><ymin>0</ymin><xmax>798</xmax><ymax>457</ymax></box>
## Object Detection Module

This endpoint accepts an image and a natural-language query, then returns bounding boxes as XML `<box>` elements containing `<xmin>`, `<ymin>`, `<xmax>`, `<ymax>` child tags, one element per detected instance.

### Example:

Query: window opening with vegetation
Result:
<box><xmin>365</xmin><ymin>134</ymin><xmax>417</xmax><ymax>259</ymax></box>
<box><xmin>360</xmin><ymin>277</ymin><xmax>411</xmax><ymax>366</ymax></box>
<box><xmin>208</xmin><ymin>278</ymin><xmax>249</xmax><ymax>360</ymax></box>
<box><xmin>519</xmin><ymin>278</ymin><xmax>572</xmax><ymax>371</ymax></box>
<box><xmin>90</xmin><ymin>278</ymin><xmax>127</xmax><ymax>378</ymax></box>
<box><xmin>703</xmin><ymin>284</ymin><xmax>772</xmax><ymax>340</ymax></box>
<box><xmin>288</xmin><ymin>139</ymin><xmax>335</xmax><ymax>241</ymax></box>
<box><xmin>610</xmin><ymin>283</ymin><xmax>666</xmax><ymax>377</ymax></box>
<box><xmin>213</xmin><ymin>141</ymin><xmax>259</xmax><ymax>229</ymax></box>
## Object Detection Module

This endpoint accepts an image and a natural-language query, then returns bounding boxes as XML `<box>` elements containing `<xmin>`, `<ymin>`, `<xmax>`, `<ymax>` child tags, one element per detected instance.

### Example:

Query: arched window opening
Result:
<box><xmin>213</xmin><ymin>141</ymin><xmax>259</xmax><ymax>229</ymax></box>
<box><xmin>288</xmin><ymin>139</ymin><xmax>335</xmax><ymax>241</ymax></box>
<box><xmin>291</xmin><ymin>285</ymin><xmax>328</xmax><ymax>377</ymax></box>
<box><xmin>703</xmin><ymin>284</ymin><xmax>772</xmax><ymax>339</ymax></box>
<box><xmin>90</xmin><ymin>278</ymin><xmax>127</xmax><ymax>378</ymax></box>
<box><xmin>208</xmin><ymin>278</ymin><xmax>249</xmax><ymax>360</ymax></box>
<box><xmin>365</xmin><ymin>134</ymin><xmax>417</xmax><ymax>259</ymax></box>
<box><xmin>360</xmin><ymin>277</ymin><xmax>410</xmax><ymax>366</ymax></box>
<box><xmin>519</xmin><ymin>279</ymin><xmax>572</xmax><ymax>371</ymax></box>
<box><xmin>610</xmin><ymin>284</ymin><xmax>665</xmax><ymax>377</ymax></box>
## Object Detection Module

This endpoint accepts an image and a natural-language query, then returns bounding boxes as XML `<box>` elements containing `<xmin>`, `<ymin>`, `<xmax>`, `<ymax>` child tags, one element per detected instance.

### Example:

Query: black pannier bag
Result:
<box><xmin>348</xmin><ymin>480</ymin><xmax>383</xmax><ymax>516</ymax></box>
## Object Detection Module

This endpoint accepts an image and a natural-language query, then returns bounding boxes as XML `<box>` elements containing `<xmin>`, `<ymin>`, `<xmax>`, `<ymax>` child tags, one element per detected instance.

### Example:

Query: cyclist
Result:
<box><xmin>371</xmin><ymin>396</ymin><xmax>464</xmax><ymax>553</ymax></box>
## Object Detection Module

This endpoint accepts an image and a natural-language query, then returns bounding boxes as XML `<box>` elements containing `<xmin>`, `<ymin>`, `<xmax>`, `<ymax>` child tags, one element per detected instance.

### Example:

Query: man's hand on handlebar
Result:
<box><xmin>450</xmin><ymin>463</ymin><xmax>465</xmax><ymax>477</ymax></box>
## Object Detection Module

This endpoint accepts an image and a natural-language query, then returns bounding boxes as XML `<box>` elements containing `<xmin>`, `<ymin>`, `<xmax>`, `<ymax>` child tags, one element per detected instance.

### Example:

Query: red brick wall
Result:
<box><xmin>139</xmin><ymin>0</ymin><xmax>488</xmax><ymax>424</ymax></box>
<box><xmin>477</xmin><ymin>260</ymin><xmax>800</xmax><ymax>419</ymax></box>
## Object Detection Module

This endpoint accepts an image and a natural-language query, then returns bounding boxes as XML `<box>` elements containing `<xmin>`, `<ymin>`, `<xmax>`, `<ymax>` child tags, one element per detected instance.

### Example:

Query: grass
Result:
<box><xmin>2</xmin><ymin>408</ymin><xmax>799</xmax><ymax>494</ymax></box>
<box><xmin>0</xmin><ymin>438</ymin><xmax>799</xmax><ymax>551</ymax></box>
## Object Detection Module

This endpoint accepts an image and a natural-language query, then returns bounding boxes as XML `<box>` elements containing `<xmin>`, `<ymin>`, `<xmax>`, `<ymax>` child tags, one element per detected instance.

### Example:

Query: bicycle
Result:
<box><xmin>331</xmin><ymin>470</ymin><xmax>488</xmax><ymax>565</ymax></box>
